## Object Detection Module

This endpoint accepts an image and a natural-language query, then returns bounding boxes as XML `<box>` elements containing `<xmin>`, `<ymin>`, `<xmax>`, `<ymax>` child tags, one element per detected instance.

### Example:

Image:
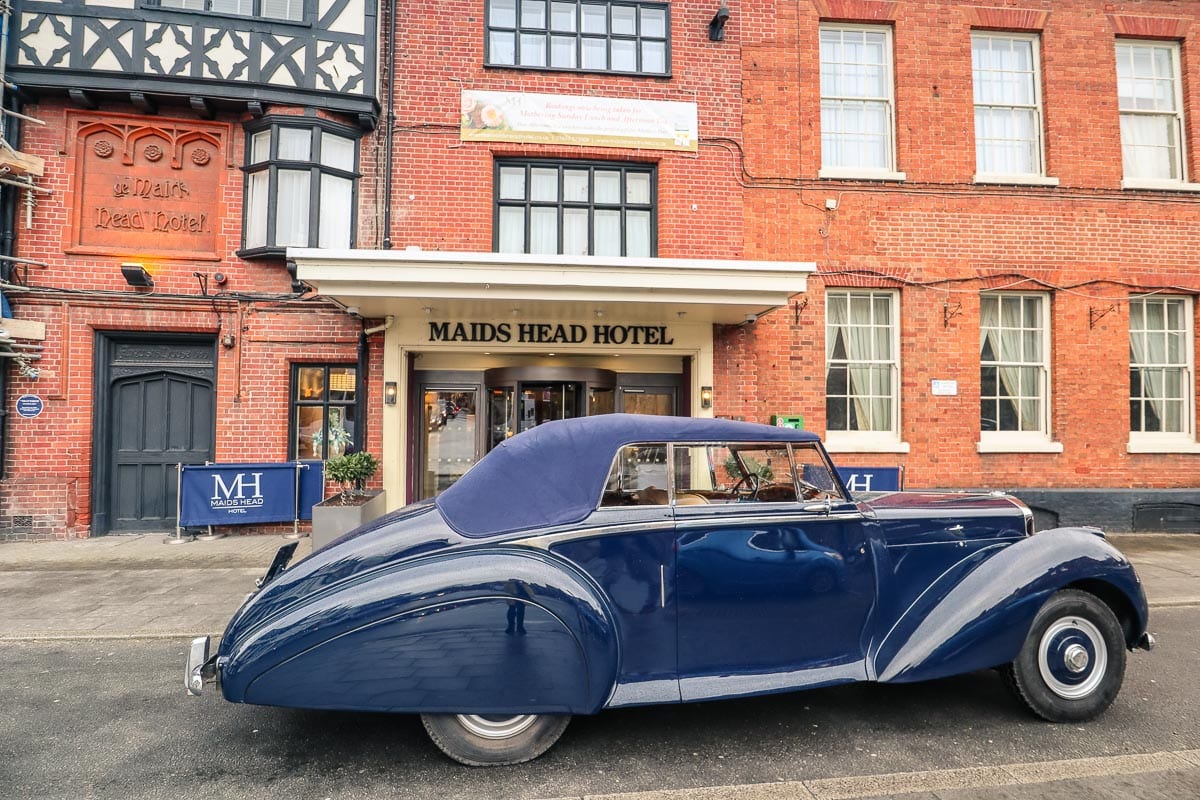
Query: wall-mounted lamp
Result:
<box><xmin>708</xmin><ymin>0</ymin><xmax>730</xmax><ymax>41</ymax></box>
<box><xmin>700</xmin><ymin>386</ymin><xmax>714</xmax><ymax>409</ymax></box>
<box><xmin>384</xmin><ymin>381</ymin><xmax>398</xmax><ymax>405</ymax></box>
<box><xmin>220</xmin><ymin>333</ymin><xmax>236</xmax><ymax>349</ymax></box>
<box><xmin>121</xmin><ymin>262</ymin><xmax>154</xmax><ymax>288</ymax></box>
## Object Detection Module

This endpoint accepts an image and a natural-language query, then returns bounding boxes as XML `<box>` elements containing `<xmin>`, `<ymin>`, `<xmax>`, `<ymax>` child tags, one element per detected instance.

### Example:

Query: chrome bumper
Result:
<box><xmin>1136</xmin><ymin>631</ymin><xmax>1156</xmax><ymax>652</ymax></box>
<box><xmin>185</xmin><ymin>635</ymin><xmax>220</xmax><ymax>696</ymax></box>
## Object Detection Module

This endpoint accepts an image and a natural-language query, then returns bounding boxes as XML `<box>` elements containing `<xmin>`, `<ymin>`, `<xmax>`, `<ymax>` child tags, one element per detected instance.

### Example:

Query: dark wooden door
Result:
<box><xmin>94</xmin><ymin>336</ymin><xmax>215</xmax><ymax>534</ymax></box>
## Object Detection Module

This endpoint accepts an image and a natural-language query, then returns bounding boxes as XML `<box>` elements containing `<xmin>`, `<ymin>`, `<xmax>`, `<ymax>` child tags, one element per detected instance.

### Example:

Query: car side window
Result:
<box><xmin>792</xmin><ymin>442</ymin><xmax>846</xmax><ymax>500</ymax></box>
<box><xmin>674</xmin><ymin>443</ymin><xmax>796</xmax><ymax>504</ymax></box>
<box><xmin>601</xmin><ymin>444</ymin><xmax>668</xmax><ymax>506</ymax></box>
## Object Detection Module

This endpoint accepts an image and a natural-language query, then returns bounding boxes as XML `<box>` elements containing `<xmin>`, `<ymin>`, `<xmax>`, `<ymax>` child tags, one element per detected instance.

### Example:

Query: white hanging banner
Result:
<box><xmin>460</xmin><ymin>90</ymin><xmax>698</xmax><ymax>152</ymax></box>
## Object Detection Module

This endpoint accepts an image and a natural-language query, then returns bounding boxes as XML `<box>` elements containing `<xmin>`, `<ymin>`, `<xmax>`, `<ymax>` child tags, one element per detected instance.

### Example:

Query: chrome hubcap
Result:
<box><xmin>455</xmin><ymin>714</ymin><xmax>537</xmax><ymax>740</ymax></box>
<box><xmin>1064</xmin><ymin>643</ymin><xmax>1090</xmax><ymax>673</ymax></box>
<box><xmin>1038</xmin><ymin>617</ymin><xmax>1107</xmax><ymax>700</ymax></box>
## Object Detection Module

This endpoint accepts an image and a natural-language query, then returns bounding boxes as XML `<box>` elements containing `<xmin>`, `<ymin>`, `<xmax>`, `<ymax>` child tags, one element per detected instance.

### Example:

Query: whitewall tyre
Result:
<box><xmin>420</xmin><ymin>713</ymin><xmax>571</xmax><ymax>766</ymax></box>
<box><xmin>1003</xmin><ymin>589</ymin><xmax>1126</xmax><ymax>722</ymax></box>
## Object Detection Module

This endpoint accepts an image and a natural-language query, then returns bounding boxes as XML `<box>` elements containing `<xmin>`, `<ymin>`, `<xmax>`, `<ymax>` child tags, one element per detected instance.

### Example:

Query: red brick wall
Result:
<box><xmin>729</xmin><ymin>0</ymin><xmax>1200</xmax><ymax>490</ymax></box>
<box><xmin>2</xmin><ymin>101</ymin><xmax>365</xmax><ymax>538</ymax></box>
<box><xmin>386</xmin><ymin>0</ymin><xmax>746</xmax><ymax>258</ymax></box>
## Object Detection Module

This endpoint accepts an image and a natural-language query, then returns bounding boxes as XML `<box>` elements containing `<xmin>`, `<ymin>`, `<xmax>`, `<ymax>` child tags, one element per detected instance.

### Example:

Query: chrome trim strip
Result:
<box><xmin>659</xmin><ymin>563</ymin><xmax>666</xmax><ymax>608</ymax></box>
<box><xmin>679</xmin><ymin>660</ymin><xmax>866</xmax><ymax>702</ymax></box>
<box><xmin>510</xmin><ymin>520</ymin><xmax>676</xmax><ymax>549</ymax></box>
<box><xmin>606</xmin><ymin>678</ymin><xmax>682</xmax><ymax>707</ymax></box>
<box><xmin>675</xmin><ymin>512</ymin><xmax>864</xmax><ymax>530</ymax></box>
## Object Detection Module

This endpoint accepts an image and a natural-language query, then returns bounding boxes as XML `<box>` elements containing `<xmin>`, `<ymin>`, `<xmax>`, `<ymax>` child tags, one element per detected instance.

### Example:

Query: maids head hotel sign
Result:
<box><xmin>430</xmin><ymin>321</ymin><xmax>675</xmax><ymax>346</ymax></box>
<box><xmin>70</xmin><ymin>115</ymin><xmax>228</xmax><ymax>261</ymax></box>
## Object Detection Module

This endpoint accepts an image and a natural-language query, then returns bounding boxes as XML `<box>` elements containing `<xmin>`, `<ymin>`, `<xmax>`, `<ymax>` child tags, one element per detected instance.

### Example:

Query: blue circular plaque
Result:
<box><xmin>15</xmin><ymin>394</ymin><xmax>44</xmax><ymax>418</ymax></box>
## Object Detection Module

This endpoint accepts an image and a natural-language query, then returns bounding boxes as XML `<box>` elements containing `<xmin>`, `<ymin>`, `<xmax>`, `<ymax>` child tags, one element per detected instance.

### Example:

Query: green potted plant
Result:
<box><xmin>311</xmin><ymin>451</ymin><xmax>386</xmax><ymax>550</ymax></box>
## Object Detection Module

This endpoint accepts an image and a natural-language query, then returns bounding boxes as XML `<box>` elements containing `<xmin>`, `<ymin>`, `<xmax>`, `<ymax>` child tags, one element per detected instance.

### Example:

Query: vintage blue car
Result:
<box><xmin>186</xmin><ymin>415</ymin><xmax>1154</xmax><ymax>766</ymax></box>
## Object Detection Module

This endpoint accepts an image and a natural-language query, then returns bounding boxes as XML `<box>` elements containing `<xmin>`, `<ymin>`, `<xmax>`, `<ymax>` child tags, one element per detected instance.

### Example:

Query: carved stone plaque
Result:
<box><xmin>68</xmin><ymin>114</ymin><xmax>231</xmax><ymax>260</ymax></box>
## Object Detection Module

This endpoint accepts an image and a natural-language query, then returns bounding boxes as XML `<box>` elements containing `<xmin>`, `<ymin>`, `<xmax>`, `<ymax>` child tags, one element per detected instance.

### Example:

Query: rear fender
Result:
<box><xmin>220</xmin><ymin>547</ymin><xmax>618</xmax><ymax>714</ymax></box>
<box><xmin>873</xmin><ymin>528</ymin><xmax>1148</xmax><ymax>684</ymax></box>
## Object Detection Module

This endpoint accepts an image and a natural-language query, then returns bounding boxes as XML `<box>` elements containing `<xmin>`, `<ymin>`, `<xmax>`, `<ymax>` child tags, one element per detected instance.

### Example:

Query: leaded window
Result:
<box><xmin>972</xmin><ymin>33</ymin><xmax>1045</xmax><ymax>177</ymax></box>
<box><xmin>292</xmin><ymin>365</ymin><xmax>359</xmax><ymax>460</ymax></box>
<box><xmin>980</xmin><ymin>293</ymin><xmax>1049</xmax><ymax>434</ymax></box>
<box><xmin>486</xmin><ymin>0</ymin><xmax>670</xmax><ymax>75</ymax></box>
<box><xmin>495</xmin><ymin>161</ymin><xmax>655</xmax><ymax>257</ymax></box>
<box><xmin>156</xmin><ymin>0</ymin><xmax>303</xmax><ymax>22</ymax></box>
<box><xmin>1130</xmin><ymin>296</ymin><xmax>1192</xmax><ymax>435</ymax></box>
<box><xmin>242</xmin><ymin>119</ymin><xmax>359</xmax><ymax>257</ymax></box>
<box><xmin>1117</xmin><ymin>40</ymin><xmax>1187</xmax><ymax>182</ymax></box>
<box><xmin>819</xmin><ymin>25</ymin><xmax>897</xmax><ymax>175</ymax></box>
<box><xmin>825</xmin><ymin>290</ymin><xmax>899</xmax><ymax>435</ymax></box>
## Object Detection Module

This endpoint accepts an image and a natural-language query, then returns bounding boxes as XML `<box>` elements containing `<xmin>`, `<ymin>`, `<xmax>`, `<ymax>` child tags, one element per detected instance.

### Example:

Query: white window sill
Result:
<box><xmin>1121</xmin><ymin>178</ymin><xmax>1200</xmax><ymax>192</ymax></box>
<box><xmin>819</xmin><ymin>168</ymin><xmax>907</xmax><ymax>182</ymax></box>
<box><xmin>824</xmin><ymin>433</ymin><xmax>911</xmax><ymax>454</ymax></box>
<box><xmin>1127</xmin><ymin>436</ymin><xmax>1200</xmax><ymax>454</ymax></box>
<box><xmin>974</xmin><ymin>174</ymin><xmax>1060</xmax><ymax>187</ymax></box>
<box><xmin>977</xmin><ymin>436</ymin><xmax>1064</xmax><ymax>454</ymax></box>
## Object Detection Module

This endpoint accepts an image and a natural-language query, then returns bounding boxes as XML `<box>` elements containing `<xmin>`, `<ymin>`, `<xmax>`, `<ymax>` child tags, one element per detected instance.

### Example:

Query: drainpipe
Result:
<box><xmin>363</xmin><ymin>315</ymin><xmax>395</xmax><ymax>336</ymax></box>
<box><xmin>381</xmin><ymin>0</ymin><xmax>396</xmax><ymax>250</ymax></box>
<box><xmin>0</xmin><ymin>101</ymin><xmax>21</xmax><ymax>479</ymax></box>
<box><xmin>357</xmin><ymin>315</ymin><xmax>394</xmax><ymax>460</ymax></box>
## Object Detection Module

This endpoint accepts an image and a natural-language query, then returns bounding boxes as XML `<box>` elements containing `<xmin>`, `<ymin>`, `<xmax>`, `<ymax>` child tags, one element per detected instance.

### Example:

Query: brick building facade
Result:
<box><xmin>2</xmin><ymin>0</ymin><xmax>1198</xmax><ymax>538</ymax></box>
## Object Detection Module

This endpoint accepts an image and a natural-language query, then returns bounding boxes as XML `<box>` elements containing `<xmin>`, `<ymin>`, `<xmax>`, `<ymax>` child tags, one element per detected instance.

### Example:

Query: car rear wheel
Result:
<box><xmin>1003</xmin><ymin>589</ymin><xmax>1126</xmax><ymax>722</ymax></box>
<box><xmin>420</xmin><ymin>713</ymin><xmax>571</xmax><ymax>766</ymax></box>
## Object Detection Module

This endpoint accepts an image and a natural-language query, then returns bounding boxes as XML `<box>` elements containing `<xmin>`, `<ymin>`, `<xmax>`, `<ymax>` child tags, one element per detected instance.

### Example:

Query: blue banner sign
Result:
<box><xmin>836</xmin><ymin>466</ymin><xmax>904</xmax><ymax>493</ymax></box>
<box><xmin>180</xmin><ymin>462</ymin><xmax>321</xmax><ymax>527</ymax></box>
<box><xmin>297</xmin><ymin>461</ymin><xmax>324</xmax><ymax>522</ymax></box>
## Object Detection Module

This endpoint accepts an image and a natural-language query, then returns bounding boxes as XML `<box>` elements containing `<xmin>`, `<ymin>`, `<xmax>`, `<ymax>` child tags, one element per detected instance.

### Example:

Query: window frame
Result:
<box><xmin>971</xmin><ymin>31</ymin><xmax>1056</xmax><ymax>185</ymax></box>
<box><xmin>492</xmin><ymin>159</ymin><xmax>657</xmax><ymax>257</ymax></box>
<box><xmin>1128</xmin><ymin>295</ymin><xmax>1200</xmax><ymax>452</ymax></box>
<box><xmin>1116</xmin><ymin>39</ymin><xmax>1193</xmax><ymax>189</ymax></box>
<box><xmin>978</xmin><ymin>292</ymin><xmax>1062</xmax><ymax>453</ymax></box>
<box><xmin>484</xmin><ymin>0</ymin><xmax>672</xmax><ymax>77</ymax></box>
<box><xmin>818</xmin><ymin>23</ymin><xmax>905</xmax><ymax>181</ymax></box>
<box><xmin>823</xmin><ymin>289</ymin><xmax>908</xmax><ymax>453</ymax></box>
<box><xmin>239</xmin><ymin>117</ymin><xmax>361</xmax><ymax>259</ymax></box>
<box><xmin>146</xmin><ymin>0</ymin><xmax>309</xmax><ymax>24</ymax></box>
<box><xmin>597</xmin><ymin>441</ymin><xmax>849</xmax><ymax>509</ymax></box>
<box><xmin>289</xmin><ymin>363</ymin><xmax>361</xmax><ymax>461</ymax></box>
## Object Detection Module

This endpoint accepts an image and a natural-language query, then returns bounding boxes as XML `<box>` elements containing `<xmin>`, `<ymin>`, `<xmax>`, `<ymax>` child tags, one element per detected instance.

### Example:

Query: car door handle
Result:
<box><xmin>802</xmin><ymin>500</ymin><xmax>832</xmax><ymax>514</ymax></box>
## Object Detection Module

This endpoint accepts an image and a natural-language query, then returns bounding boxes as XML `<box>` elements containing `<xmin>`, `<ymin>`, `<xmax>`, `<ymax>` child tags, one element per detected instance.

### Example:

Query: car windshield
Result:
<box><xmin>600</xmin><ymin>441</ymin><xmax>845</xmax><ymax>507</ymax></box>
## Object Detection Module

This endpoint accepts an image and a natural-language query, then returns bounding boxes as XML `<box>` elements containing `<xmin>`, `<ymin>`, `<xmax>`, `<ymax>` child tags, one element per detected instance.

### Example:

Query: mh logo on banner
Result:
<box><xmin>211</xmin><ymin>472</ymin><xmax>266</xmax><ymax>508</ymax></box>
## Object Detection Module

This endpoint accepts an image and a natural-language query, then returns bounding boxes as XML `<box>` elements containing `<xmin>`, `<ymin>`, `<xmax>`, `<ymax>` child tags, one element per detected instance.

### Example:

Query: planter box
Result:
<box><xmin>311</xmin><ymin>490</ymin><xmax>387</xmax><ymax>551</ymax></box>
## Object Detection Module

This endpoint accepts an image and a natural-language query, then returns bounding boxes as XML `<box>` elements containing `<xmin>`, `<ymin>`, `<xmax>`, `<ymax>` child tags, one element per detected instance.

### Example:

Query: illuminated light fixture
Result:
<box><xmin>708</xmin><ymin>0</ymin><xmax>730</xmax><ymax>41</ymax></box>
<box><xmin>384</xmin><ymin>381</ymin><xmax>398</xmax><ymax>405</ymax></box>
<box><xmin>329</xmin><ymin>371</ymin><xmax>356</xmax><ymax>392</ymax></box>
<box><xmin>121</xmin><ymin>262</ymin><xmax>154</xmax><ymax>288</ymax></box>
<box><xmin>700</xmin><ymin>386</ymin><xmax>714</xmax><ymax>409</ymax></box>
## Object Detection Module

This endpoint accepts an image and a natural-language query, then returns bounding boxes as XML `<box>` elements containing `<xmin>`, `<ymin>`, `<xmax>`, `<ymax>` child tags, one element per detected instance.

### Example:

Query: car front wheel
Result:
<box><xmin>1003</xmin><ymin>589</ymin><xmax>1126</xmax><ymax>722</ymax></box>
<box><xmin>420</xmin><ymin>713</ymin><xmax>571</xmax><ymax>766</ymax></box>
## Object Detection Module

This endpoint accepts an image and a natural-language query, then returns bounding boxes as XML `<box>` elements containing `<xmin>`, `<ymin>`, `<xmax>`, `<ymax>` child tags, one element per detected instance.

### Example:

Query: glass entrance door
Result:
<box><xmin>420</xmin><ymin>388</ymin><xmax>478</xmax><ymax>499</ymax></box>
<box><xmin>484</xmin><ymin>366</ymin><xmax>617</xmax><ymax>452</ymax></box>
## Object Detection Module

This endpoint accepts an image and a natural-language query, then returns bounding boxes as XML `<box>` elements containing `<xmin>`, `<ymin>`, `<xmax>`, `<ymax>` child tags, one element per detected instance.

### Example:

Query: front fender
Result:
<box><xmin>220</xmin><ymin>547</ymin><xmax>619</xmax><ymax>715</ymax></box>
<box><xmin>874</xmin><ymin>528</ymin><xmax>1148</xmax><ymax>684</ymax></box>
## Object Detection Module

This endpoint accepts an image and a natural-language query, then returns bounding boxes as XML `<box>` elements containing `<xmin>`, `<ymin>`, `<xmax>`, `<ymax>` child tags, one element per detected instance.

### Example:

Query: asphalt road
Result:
<box><xmin>1</xmin><ymin>607</ymin><xmax>1197</xmax><ymax>800</ymax></box>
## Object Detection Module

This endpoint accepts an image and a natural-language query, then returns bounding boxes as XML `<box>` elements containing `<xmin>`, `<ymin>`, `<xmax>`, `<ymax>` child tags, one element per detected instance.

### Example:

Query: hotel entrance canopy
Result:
<box><xmin>290</xmin><ymin>249</ymin><xmax>816</xmax><ymax>323</ymax></box>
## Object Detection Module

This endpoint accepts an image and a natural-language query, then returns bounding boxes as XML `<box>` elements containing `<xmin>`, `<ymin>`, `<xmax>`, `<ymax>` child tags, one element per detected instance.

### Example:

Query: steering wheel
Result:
<box><xmin>796</xmin><ymin>478</ymin><xmax>827</xmax><ymax>500</ymax></box>
<box><xmin>728</xmin><ymin>473</ymin><xmax>763</xmax><ymax>502</ymax></box>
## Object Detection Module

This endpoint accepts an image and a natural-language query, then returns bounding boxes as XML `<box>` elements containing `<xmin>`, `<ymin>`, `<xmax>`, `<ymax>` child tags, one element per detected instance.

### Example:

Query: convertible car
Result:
<box><xmin>186</xmin><ymin>415</ymin><xmax>1154</xmax><ymax>766</ymax></box>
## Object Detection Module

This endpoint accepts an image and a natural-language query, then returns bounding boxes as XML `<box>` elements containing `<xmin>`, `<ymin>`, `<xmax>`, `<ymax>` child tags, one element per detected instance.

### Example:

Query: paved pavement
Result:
<box><xmin>0</xmin><ymin>532</ymin><xmax>313</xmax><ymax>639</ymax></box>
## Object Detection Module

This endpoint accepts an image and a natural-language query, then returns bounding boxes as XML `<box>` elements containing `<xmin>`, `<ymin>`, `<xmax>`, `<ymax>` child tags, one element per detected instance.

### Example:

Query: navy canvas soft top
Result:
<box><xmin>435</xmin><ymin>414</ymin><xmax>818</xmax><ymax>537</ymax></box>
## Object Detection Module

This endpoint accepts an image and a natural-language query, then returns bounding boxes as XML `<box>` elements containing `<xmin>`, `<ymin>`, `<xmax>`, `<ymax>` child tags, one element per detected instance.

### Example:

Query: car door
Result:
<box><xmin>673</xmin><ymin>442</ymin><xmax>875</xmax><ymax>701</ymax></box>
<box><xmin>549</xmin><ymin>442</ymin><xmax>680</xmax><ymax>706</ymax></box>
